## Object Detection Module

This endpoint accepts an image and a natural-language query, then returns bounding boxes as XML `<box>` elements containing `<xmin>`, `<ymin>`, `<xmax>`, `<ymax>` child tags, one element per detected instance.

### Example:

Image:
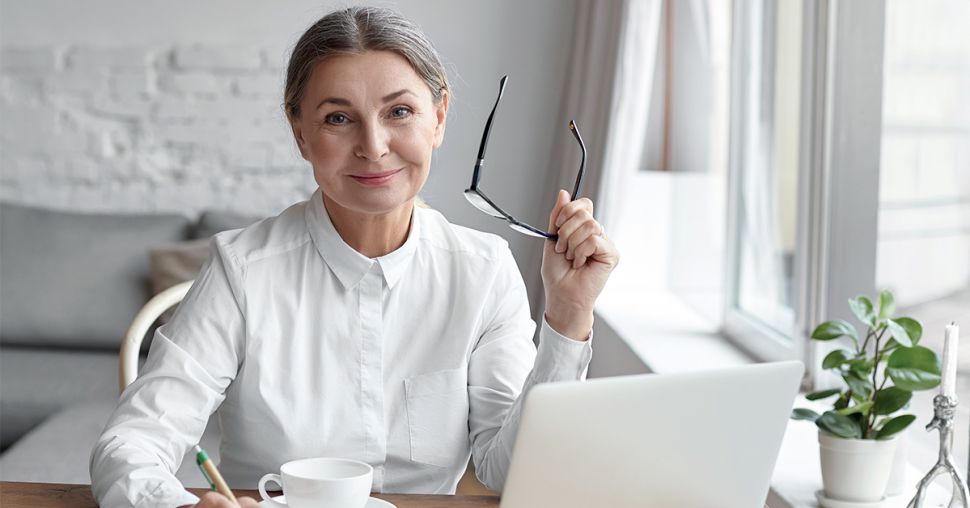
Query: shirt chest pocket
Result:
<box><xmin>404</xmin><ymin>367</ymin><xmax>470</xmax><ymax>468</ymax></box>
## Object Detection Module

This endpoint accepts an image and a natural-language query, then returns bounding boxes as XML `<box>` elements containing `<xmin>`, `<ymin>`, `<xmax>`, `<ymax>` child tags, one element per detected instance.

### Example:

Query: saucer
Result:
<box><xmin>815</xmin><ymin>489</ymin><xmax>906</xmax><ymax>508</ymax></box>
<box><xmin>259</xmin><ymin>495</ymin><xmax>396</xmax><ymax>508</ymax></box>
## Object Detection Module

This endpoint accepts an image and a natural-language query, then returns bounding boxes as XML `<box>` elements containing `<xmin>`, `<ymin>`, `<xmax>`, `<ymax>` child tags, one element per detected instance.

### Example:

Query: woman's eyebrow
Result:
<box><xmin>381</xmin><ymin>89</ymin><xmax>415</xmax><ymax>102</ymax></box>
<box><xmin>315</xmin><ymin>89</ymin><xmax>416</xmax><ymax>110</ymax></box>
<box><xmin>317</xmin><ymin>97</ymin><xmax>352</xmax><ymax>109</ymax></box>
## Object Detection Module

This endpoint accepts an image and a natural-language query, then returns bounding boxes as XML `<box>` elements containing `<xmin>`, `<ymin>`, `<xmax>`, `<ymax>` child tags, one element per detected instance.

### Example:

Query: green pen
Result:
<box><xmin>194</xmin><ymin>445</ymin><xmax>238</xmax><ymax>505</ymax></box>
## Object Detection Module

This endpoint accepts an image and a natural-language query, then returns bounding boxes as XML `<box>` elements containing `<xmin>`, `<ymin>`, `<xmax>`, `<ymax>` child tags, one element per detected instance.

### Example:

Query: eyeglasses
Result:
<box><xmin>464</xmin><ymin>75</ymin><xmax>586</xmax><ymax>241</ymax></box>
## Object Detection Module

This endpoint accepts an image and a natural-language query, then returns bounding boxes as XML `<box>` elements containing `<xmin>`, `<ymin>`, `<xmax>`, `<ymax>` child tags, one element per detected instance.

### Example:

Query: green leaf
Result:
<box><xmin>883</xmin><ymin>339</ymin><xmax>902</xmax><ymax>353</ymax></box>
<box><xmin>886</xmin><ymin>346</ymin><xmax>942</xmax><ymax>391</ymax></box>
<box><xmin>877</xmin><ymin>290</ymin><xmax>896</xmax><ymax>321</ymax></box>
<box><xmin>872</xmin><ymin>386</ymin><xmax>912</xmax><ymax>415</ymax></box>
<box><xmin>844</xmin><ymin>375</ymin><xmax>874</xmax><ymax>399</ymax></box>
<box><xmin>845</xmin><ymin>357</ymin><xmax>874</xmax><ymax>378</ymax></box>
<box><xmin>894</xmin><ymin>317</ymin><xmax>923</xmax><ymax>346</ymax></box>
<box><xmin>876</xmin><ymin>414</ymin><xmax>916</xmax><ymax>439</ymax></box>
<box><xmin>834</xmin><ymin>393</ymin><xmax>849</xmax><ymax>410</ymax></box>
<box><xmin>817</xmin><ymin>411</ymin><xmax>863</xmax><ymax>439</ymax></box>
<box><xmin>849</xmin><ymin>296</ymin><xmax>875</xmax><ymax>327</ymax></box>
<box><xmin>806</xmin><ymin>388</ymin><xmax>842</xmax><ymax>401</ymax></box>
<box><xmin>822</xmin><ymin>350</ymin><xmax>850</xmax><ymax>370</ymax></box>
<box><xmin>812</xmin><ymin>320</ymin><xmax>859</xmax><ymax>342</ymax></box>
<box><xmin>844</xmin><ymin>363</ymin><xmax>869</xmax><ymax>380</ymax></box>
<box><xmin>791</xmin><ymin>408</ymin><xmax>820</xmax><ymax>421</ymax></box>
<box><xmin>849</xmin><ymin>413</ymin><xmax>866</xmax><ymax>433</ymax></box>
<box><xmin>836</xmin><ymin>401</ymin><xmax>874</xmax><ymax>416</ymax></box>
<box><xmin>887</xmin><ymin>319</ymin><xmax>913</xmax><ymax>348</ymax></box>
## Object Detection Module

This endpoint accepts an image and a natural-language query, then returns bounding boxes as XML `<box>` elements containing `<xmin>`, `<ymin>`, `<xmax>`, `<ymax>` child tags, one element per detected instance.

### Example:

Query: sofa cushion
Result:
<box><xmin>192</xmin><ymin>210</ymin><xmax>260</xmax><ymax>240</ymax></box>
<box><xmin>148</xmin><ymin>238</ymin><xmax>211</xmax><ymax>296</ymax></box>
<box><xmin>0</xmin><ymin>202</ymin><xmax>191</xmax><ymax>349</ymax></box>
<box><xmin>0</xmin><ymin>399</ymin><xmax>221</xmax><ymax>488</ymax></box>
<box><xmin>0</xmin><ymin>346</ymin><xmax>123</xmax><ymax>449</ymax></box>
<box><xmin>146</xmin><ymin>239</ymin><xmax>210</xmax><ymax>328</ymax></box>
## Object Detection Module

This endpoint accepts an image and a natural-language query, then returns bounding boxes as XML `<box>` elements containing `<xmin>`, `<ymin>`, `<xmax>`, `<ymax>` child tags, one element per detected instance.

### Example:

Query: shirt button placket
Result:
<box><xmin>359</xmin><ymin>264</ymin><xmax>386</xmax><ymax>489</ymax></box>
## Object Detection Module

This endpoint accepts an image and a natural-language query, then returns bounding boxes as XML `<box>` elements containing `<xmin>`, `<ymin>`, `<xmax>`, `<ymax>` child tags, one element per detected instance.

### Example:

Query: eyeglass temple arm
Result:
<box><xmin>471</xmin><ymin>75</ymin><xmax>509</xmax><ymax>187</ymax></box>
<box><xmin>568</xmin><ymin>119</ymin><xmax>587</xmax><ymax>200</ymax></box>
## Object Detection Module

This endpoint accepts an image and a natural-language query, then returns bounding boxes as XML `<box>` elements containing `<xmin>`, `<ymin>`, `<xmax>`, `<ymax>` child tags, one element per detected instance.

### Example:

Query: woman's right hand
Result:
<box><xmin>179</xmin><ymin>491</ymin><xmax>262</xmax><ymax>507</ymax></box>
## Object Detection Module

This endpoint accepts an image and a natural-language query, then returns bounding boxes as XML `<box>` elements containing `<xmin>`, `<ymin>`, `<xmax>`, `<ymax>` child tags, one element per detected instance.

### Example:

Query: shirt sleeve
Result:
<box><xmin>467</xmin><ymin>246</ymin><xmax>593</xmax><ymax>492</ymax></box>
<box><xmin>90</xmin><ymin>239</ymin><xmax>246</xmax><ymax>508</ymax></box>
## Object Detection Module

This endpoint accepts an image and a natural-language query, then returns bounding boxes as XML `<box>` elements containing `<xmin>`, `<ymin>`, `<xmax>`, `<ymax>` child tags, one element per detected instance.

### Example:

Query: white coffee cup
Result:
<box><xmin>258</xmin><ymin>457</ymin><xmax>373</xmax><ymax>508</ymax></box>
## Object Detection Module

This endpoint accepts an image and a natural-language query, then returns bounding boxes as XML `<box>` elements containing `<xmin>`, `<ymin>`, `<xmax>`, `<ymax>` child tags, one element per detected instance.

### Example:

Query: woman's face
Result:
<box><xmin>290</xmin><ymin>50</ymin><xmax>448</xmax><ymax>218</ymax></box>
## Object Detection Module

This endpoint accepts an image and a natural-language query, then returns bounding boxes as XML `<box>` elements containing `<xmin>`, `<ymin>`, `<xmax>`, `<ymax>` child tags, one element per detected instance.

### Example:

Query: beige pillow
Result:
<box><xmin>148</xmin><ymin>238</ymin><xmax>212</xmax><ymax>324</ymax></box>
<box><xmin>148</xmin><ymin>238</ymin><xmax>212</xmax><ymax>295</ymax></box>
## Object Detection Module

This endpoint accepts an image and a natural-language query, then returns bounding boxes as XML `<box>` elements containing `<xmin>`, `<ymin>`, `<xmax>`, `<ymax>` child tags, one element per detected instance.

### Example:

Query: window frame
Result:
<box><xmin>723</xmin><ymin>0</ymin><xmax>813</xmax><ymax>363</ymax></box>
<box><xmin>722</xmin><ymin>0</ymin><xmax>887</xmax><ymax>387</ymax></box>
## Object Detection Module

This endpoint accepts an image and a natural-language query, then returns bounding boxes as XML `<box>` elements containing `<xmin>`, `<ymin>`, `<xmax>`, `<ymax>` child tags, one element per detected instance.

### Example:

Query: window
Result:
<box><xmin>633</xmin><ymin>0</ymin><xmax>732</xmax><ymax>326</ymax></box>
<box><xmin>612</xmin><ymin>2</ymin><xmax>966</xmax><ymax>432</ymax></box>
<box><xmin>724</xmin><ymin>0</ymin><xmax>969</xmax><ymax>474</ymax></box>
<box><xmin>640</xmin><ymin>0</ymin><xmax>731</xmax><ymax>176</ymax></box>
<box><xmin>877</xmin><ymin>0</ymin><xmax>970</xmax><ymax>477</ymax></box>
<box><xmin>723</xmin><ymin>0</ymin><xmax>807</xmax><ymax>362</ymax></box>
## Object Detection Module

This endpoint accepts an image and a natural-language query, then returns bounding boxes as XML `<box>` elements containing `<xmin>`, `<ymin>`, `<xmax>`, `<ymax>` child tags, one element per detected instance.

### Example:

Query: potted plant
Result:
<box><xmin>792</xmin><ymin>290</ymin><xmax>941</xmax><ymax>503</ymax></box>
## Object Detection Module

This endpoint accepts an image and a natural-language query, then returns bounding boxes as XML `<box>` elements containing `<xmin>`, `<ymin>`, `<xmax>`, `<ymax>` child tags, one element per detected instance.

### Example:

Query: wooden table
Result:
<box><xmin>0</xmin><ymin>482</ymin><xmax>501</xmax><ymax>507</ymax></box>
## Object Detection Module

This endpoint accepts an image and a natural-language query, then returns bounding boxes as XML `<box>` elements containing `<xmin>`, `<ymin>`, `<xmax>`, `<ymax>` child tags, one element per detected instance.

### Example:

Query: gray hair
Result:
<box><xmin>284</xmin><ymin>6</ymin><xmax>450</xmax><ymax>119</ymax></box>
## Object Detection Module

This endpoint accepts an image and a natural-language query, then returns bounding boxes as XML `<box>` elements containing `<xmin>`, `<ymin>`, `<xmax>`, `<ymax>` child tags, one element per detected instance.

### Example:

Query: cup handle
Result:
<box><xmin>258</xmin><ymin>473</ymin><xmax>286</xmax><ymax>507</ymax></box>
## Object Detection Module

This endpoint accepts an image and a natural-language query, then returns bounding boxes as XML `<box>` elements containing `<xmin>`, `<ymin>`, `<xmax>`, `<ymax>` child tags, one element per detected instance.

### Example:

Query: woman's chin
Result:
<box><xmin>329</xmin><ymin>191</ymin><xmax>416</xmax><ymax>217</ymax></box>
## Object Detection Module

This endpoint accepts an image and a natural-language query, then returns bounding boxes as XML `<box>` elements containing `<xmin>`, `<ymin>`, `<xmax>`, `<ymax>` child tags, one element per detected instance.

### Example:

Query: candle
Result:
<box><xmin>941</xmin><ymin>323</ymin><xmax>960</xmax><ymax>399</ymax></box>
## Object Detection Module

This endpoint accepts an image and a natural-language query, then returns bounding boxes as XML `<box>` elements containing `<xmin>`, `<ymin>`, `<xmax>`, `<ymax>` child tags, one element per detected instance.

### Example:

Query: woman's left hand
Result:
<box><xmin>540</xmin><ymin>189</ymin><xmax>619</xmax><ymax>341</ymax></box>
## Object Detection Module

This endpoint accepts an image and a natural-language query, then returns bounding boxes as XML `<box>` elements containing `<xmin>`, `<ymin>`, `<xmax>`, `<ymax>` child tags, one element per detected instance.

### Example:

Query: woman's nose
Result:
<box><xmin>354</xmin><ymin>121</ymin><xmax>390</xmax><ymax>161</ymax></box>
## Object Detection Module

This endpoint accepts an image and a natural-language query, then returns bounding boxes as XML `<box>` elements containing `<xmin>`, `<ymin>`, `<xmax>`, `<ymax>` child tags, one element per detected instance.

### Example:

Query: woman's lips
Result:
<box><xmin>350</xmin><ymin>168</ymin><xmax>403</xmax><ymax>186</ymax></box>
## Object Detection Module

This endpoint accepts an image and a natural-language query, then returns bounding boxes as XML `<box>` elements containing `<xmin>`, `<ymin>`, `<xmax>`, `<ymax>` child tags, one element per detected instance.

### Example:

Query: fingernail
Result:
<box><xmin>555</xmin><ymin>241</ymin><xmax>563</xmax><ymax>253</ymax></box>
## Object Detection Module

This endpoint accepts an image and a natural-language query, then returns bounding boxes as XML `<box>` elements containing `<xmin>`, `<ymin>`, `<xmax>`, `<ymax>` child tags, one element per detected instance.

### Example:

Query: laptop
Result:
<box><xmin>500</xmin><ymin>361</ymin><xmax>803</xmax><ymax>508</ymax></box>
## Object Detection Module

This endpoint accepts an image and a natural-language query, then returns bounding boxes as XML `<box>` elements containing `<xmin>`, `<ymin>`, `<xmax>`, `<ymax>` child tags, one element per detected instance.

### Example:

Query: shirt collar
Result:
<box><xmin>305</xmin><ymin>188</ymin><xmax>420</xmax><ymax>290</ymax></box>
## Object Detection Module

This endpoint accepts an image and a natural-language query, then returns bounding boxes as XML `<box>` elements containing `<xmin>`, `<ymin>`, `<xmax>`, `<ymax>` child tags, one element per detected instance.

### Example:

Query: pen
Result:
<box><xmin>194</xmin><ymin>444</ymin><xmax>238</xmax><ymax>505</ymax></box>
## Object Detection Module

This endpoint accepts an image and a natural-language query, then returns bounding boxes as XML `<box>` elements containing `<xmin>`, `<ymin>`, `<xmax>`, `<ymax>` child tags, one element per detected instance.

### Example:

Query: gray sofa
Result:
<box><xmin>0</xmin><ymin>202</ymin><xmax>257</xmax><ymax>487</ymax></box>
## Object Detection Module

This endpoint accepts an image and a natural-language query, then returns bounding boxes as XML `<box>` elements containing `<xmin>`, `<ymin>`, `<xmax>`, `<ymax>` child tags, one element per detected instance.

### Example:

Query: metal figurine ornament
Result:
<box><xmin>906</xmin><ymin>395</ymin><xmax>969</xmax><ymax>507</ymax></box>
<box><xmin>908</xmin><ymin>323</ymin><xmax>967</xmax><ymax>508</ymax></box>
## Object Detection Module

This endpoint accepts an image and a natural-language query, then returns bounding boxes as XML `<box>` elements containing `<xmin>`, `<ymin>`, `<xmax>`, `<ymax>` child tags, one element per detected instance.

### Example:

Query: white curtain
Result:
<box><xmin>527</xmin><ymin>0</ymin><xmax>665</xmax><ymax>318</ymax></box>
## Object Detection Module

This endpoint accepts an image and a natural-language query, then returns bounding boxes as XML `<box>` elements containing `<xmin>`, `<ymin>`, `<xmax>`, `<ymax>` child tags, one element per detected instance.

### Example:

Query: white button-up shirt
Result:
<box><xmin>90</xmin><ymin>190</ymin><xmax>593</xmax><ymax>508</ymax></box>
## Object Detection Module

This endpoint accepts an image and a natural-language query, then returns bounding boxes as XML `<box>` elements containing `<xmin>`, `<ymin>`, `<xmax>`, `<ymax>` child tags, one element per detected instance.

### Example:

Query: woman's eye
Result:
<box><xmin>390</xmin><ymin>106</ymin><xmax>412</xmax><ymax>119</ymax></box>
<box><xmin>326</xmin><ymin>113</ymin><xmax>349</xmax><ymax>125</ymax></box>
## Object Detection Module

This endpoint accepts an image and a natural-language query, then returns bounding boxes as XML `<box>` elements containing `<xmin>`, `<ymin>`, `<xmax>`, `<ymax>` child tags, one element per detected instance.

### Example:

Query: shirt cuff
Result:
<box><xmin>96</xmin><ymin>476</ymin><xmax>199</xmax><ymax>508</ymax></box>
<box><xmin>140</xmin><ymin>481</ymin><xmax>199</xmax><ymax>508</ymax></box>
<box><xmin>532</xmin><ymin>317</ymin><xmax>593</xmax><ymax>383</ymax></box>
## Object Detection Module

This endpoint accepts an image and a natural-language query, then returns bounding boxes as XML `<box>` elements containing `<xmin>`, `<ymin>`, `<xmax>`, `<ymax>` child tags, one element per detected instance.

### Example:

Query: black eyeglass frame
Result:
<box><xmin>464</xmin><ymin>75</ymin><xmax>587</xmax><ymax>241</ymax></box>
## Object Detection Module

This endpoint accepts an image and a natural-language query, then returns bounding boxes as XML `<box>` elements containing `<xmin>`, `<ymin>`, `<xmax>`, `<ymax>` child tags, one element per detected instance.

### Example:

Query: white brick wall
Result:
<box><xmin>173</xmin><ymin>46</ymin><xmax>262</xmax><ymax>72</ymax></box>
<box><xmin>0</xmin><ymin>43</ymin><xmax>313</xmax><ymax>216</ymax></box>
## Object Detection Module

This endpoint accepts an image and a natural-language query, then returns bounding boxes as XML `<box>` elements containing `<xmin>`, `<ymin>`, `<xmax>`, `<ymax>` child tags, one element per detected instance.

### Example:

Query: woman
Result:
<box><xmin>90</xmin><ymin>7</ymin><xmax>618</xmax><ymax>508</ymax></box>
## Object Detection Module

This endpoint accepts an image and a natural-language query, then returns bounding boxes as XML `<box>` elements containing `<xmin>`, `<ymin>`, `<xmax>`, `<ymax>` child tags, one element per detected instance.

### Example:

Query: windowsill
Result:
<box><xmin>592</xmin><ymin>287</ymin><xmax>751</xmax><ymax>375</ymax></box>
<box><xmin>592</xmin><ymin>289</ymin><xmax>950</xmax><ymax>508</ymax></box>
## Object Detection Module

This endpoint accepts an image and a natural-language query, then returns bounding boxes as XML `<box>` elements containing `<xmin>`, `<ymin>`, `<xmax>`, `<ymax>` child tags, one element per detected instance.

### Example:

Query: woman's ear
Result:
<box><xmin>288</xmin><ymin>114</ymin><xmax>310</xmax><ymax>161</ymax></box>
<box><xmin>433</xmin><ymin>89</ymin><xmax>449</xmax><ymax>148</ymax></box>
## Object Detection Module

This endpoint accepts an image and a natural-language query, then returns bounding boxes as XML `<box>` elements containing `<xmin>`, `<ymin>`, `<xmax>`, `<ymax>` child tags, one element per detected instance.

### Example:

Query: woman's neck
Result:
<box><xmin>321</xmin><ymin>193</ymin><xmax>414</xmax><ymax>259</ymax></box>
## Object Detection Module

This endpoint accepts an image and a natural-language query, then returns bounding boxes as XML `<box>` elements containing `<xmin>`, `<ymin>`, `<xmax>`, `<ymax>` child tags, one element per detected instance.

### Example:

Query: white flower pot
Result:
<box><xmin>885</xmin><ymin>430</ymin><xmax>907</xmax><ymax>496</ymax></box>
<box><xmin>818</xmin><ymin>430</ymin><xmax>899</xmax><ymax>502</ymax></box>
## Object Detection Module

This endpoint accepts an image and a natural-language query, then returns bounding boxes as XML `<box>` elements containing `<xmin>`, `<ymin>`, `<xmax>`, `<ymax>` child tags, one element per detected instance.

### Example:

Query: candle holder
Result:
<box><xmin>907</xmin><ymin>395</ymin><xmax>969</xmax><ymax>508</ymax></box>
